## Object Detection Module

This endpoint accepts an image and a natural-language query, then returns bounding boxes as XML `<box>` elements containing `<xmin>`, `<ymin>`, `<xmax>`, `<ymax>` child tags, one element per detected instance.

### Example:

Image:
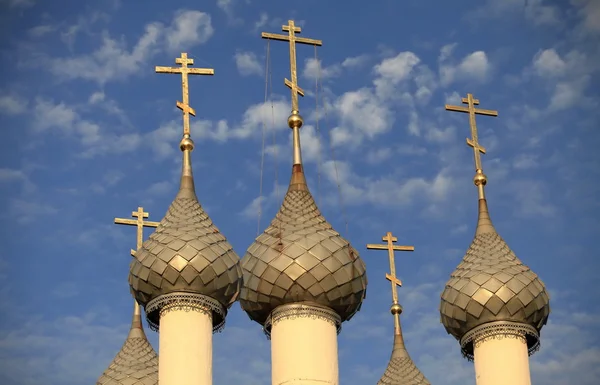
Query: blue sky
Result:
<box><xmin>0</xmin><ymin>0</ymin><xmax>599</xmax><ymax>384</ymax></box>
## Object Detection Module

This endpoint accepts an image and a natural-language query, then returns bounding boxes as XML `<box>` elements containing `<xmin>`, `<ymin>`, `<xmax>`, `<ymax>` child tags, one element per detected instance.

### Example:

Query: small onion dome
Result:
<box><xmin>377</xmin><ymin>305</ymin><xmax>430</xmax><ymax>385</ymax></box>
<box><xmin>97</xmin><ymin>301</ymin><xmax>158</xmax><ymax>385</ymax></box>
<box><xmin>129</xmin><ymin>136</ymin><xmax>243</xmax><ymax>331</ymax></box>
<box><xmin>439</xmin><ymin>199</ymin><xmax>550</xmax><ymax>359</ymax></box>
<box><xmin>239</xmin><ymin>164</ymin><xmax>368</xmax><ymax>328</ymax></box>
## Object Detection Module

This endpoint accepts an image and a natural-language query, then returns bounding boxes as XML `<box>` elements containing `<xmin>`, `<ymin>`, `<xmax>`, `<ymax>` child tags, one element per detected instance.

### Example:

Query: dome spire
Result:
<box><xmin>440</xmin><ymin>93</ymin><xmax>550</xmax><ymax>384</ymax></box>
<box><xmin>155</xmin><ymin>53</ymin><xmax>214</xmax><ymax>197</ymax></box>
<box><xmin>445</xmin><ymin>93</ymin><xmax>498</xmax><ymax>235</ymax></box>
<box><xmin>97</xmin><ymin>207</ymin><xmax>160</xmax><ymax>385</ymax></box>
<box><xmin>367</xmin><ymin>232</ymin><xmax>430</xmax><ymax>385</ymax></box>
<box><xmin>262</xmin><ymin>20</ymin><xmax>322</xmax><ymax>190</ymax></box>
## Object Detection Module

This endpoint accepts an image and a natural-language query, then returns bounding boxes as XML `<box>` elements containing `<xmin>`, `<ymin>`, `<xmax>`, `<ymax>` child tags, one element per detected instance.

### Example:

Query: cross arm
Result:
<box><xmin>144</xmin><ymin>221</ymin><xmax>160</xmax><ymax>227</ymax></box>
<box><xmin>386</xmin><ymin>273</ymin><xmax>402</xmax><ymax>286</ymax></box>
<box><xmin>366</xmin><ymin>244</ymin><xmax>415</xmax><ymax>252</ymax></box>
<box><xmin>261</xmin><ymin>32</ymin><xmax>322</xmax><ymax>46</ymax></box>
<box><xmin>115</xmin><ymin>218</ymin><xmax>138</xmax><ymax>226</ymax></box>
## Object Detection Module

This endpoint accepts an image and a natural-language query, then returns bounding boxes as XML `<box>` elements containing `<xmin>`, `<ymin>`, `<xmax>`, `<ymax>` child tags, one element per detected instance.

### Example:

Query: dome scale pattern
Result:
<box><xmin>240</xmin><ymin>165</ymin><xmax>368</xmax><ymax>326</ymax></box>
<box><xmin>439</xmin><ymin>199</ymin><xmax>550</xmax><ymax>358</ymax></box>
<box><xmin>97</xmin><ymin>302</ymin><xmax>158</xmax><ymax>385</ymax></box>
<box><xmin>377</xmin><ymin>321</ymin><xmax>430</xmax><ymax>385</ymax></box>
<box><xmin>129</xmin><ymin>145</ymin><xmax>242</xmax><ymax>330</ymax></box>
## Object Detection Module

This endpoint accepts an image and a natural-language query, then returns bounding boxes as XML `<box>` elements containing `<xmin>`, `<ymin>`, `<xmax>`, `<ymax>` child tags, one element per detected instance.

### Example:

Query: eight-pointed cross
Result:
<box><xmin>445</xmin><ymin>93</ymin><xmax>498</xmax><ymax>171</ymax></box>
<box><xmin>155</xmin><ymin>53</ymin><xmax>214</xmax><ymax>137</ymax></box>
<box><xmin>114</xmin><ymin>207</ymin><xmax>159</xmax><ymax>256</ymax></box>
<box><xmin>262</xmin><ymin>20</ymin><xmax>322</xmax><ymax>113</ymax></box>
<box><xmin>366</xmin><ymin>232</ymin><xmax>414</xmax><ymax>306</ymax></box>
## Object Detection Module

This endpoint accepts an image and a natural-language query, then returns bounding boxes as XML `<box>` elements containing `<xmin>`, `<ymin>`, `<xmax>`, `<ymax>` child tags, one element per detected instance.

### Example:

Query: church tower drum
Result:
<box><xmin>439</xmin><ymin>93</ymin><xmax>550</xmax><ymax>385</ymax></box>
<box><xmin>239</xmin><ymin>20</ymin><xmax>368</xmax><ymax>385</ymax></box>
<box><xmin>128</xmin><ymin>53</ymin><xmax>242</xmax><ymax>385</ymax></box>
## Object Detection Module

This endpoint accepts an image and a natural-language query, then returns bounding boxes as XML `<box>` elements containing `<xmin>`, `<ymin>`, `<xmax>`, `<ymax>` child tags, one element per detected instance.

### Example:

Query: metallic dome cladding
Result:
<box><xmin>439</xmin><ymin>208</ymin><xmax>550</xmax><ymax>357</ymax></box>
<box><xmin>129</xmin><ymin>191</ymin><xmax>243</xmax><ymax>330</ymax></box>
<box><xmin>239</xmin><ymin>184</ymin><xmax>368</xmax><ymax>326</ymax></box>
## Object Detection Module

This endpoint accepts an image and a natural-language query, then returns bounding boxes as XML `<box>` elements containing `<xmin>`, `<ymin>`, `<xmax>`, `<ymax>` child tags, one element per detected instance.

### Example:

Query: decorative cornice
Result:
<box><xmin>146</xmin><ymin>292</ymin><xmax>226</xmax><ymax>333</ymax></box>
<box><xmin>263</xmin><ymin>302</ymin><xmax>342</xmax><ymax>339</ymax></box>
<box><xmin>460</xmin><ymin>320</ymin><xmax>540</xmax><ymax>361</ymax></box>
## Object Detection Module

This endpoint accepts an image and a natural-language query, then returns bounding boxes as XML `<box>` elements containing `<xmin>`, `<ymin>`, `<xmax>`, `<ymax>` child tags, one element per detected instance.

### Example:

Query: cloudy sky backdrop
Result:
<box><xmin>0</xmin><ymin>0</ymin><xmax>599</xmax><ymax>384</ymax></box>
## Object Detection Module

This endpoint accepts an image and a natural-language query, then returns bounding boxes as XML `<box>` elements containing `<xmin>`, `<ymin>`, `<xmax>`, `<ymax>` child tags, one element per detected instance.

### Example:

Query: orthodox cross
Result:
<box><xmin>262</xmin><ymin>20</ymin><xmax>322</xmax><ymax>113</ymax></box>
<box><xmin>114</xmin><ymin>207</ymin><xmax>160</xmax><ymax>256</ymax></box>
<box><xmin>366</xmin><ymin>232</ymin><xmax>414</xmax><ymax>306</ymax></box>
<box><xmin>155</xmin><ymin>52</ymin><xmax>214</xmax><ymax>136</ymax></box>
<box><xmin>445</xmin><ymin>93</ymin><xmax>498</xmax><ymax>172</ymax></box>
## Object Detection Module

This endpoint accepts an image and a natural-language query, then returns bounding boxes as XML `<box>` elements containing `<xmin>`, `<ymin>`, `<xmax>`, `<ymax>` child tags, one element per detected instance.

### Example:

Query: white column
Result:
<box><xmin>473</xmin><ymin>333</ymin><xmax>531</xmax><ymax>385</ymax></box>
<box><xmin>159</xmin><ymin>304</ymin><xmax>213</xmax><ymax>385</ymax></box>
<box><xmin>270</xmin><ymin>304</ymin><xmax>340</xmax><ymax>385</ymax></box>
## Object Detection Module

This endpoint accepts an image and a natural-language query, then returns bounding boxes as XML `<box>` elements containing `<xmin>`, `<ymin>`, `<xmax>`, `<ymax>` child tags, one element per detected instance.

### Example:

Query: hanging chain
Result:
<box><xmin>314</xmin><ymin>45</ymin><xmax>322</xmax><ymax>207</ymax></box>
<box><xmin>257</xmin><ymin>41</ymin><xmax>271</xmax><ymax>236</ymax></box>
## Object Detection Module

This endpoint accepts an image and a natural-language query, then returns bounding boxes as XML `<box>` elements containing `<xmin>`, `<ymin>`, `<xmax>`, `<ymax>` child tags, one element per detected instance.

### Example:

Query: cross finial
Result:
<box><xmin>262</xmin><ymin>20</ymin><xmax>322</xmax><ymax>166</ymax></box>
<box><xmin>155</xmin><ymin>53</ymin><xmax>214</xmax><ymax>139</ymax></box>
<box><xmin>445</xmin><ymin>93</ymin><xmax>498</xmax><ymax>199</ymax></box>
<box><xmin>262</xmin><ymin>21</ymin><xmax>322</xmax><ymax>116</ymax></box>
<box><xmin>114</xmin><ymin>206</ymin><xmax>160</xmax><ymax>257</ymax></box>
<box><xmin>367</xmin><ymin>232</ymin><xmax>414</xmax><ymax>335</ymax></box>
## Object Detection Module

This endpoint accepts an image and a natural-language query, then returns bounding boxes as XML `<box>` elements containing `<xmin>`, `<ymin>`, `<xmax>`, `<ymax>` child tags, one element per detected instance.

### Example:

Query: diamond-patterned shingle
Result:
<box><xmin>240</xmin><ymin>165</ymin><xmax>368</xmax><ymax>325</ymax></box>
<box><xmin>377</xmin><ymin>323</ymin><xmax>430</xmax><ymax>385</ymax></box>
<box><xmin>439</xmin><ymin>199</ymin><xmax>550</xmax><ymax>357</ymax></box>
<box><xmin>97</xmin><ymin>303</ymin><xmax>158</xmax><ymax>385</ymax></box>
<box><xmin>129</xmin><ymin>152</ymin><xmax>243</xmax><ymax>329</ymax></box>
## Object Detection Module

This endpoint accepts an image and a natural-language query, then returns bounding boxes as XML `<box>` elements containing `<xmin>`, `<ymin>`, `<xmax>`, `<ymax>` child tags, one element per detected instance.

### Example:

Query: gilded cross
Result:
<box><xmin>114</xmin><ymin>207</ymin><xmax>160</xmax><ymax>256</ymax></box>
<box><xmin>262</xmin><ymin>20</ymin><xmax>322</xmax><ymax>113</ymax></box>
<box><xmin>445</xmin><ymin>93</ymin><xmax>498</xmax><ymax>171</ymax></box>
<box><xmin>155</xmin><ymin>53</ymin><xmax>214</xmax><ymax>137</ymax></box>
<box><xmin>366</xmin><ymin>232</ymin><xmax>414</xmax><ymax>306</ymax></box>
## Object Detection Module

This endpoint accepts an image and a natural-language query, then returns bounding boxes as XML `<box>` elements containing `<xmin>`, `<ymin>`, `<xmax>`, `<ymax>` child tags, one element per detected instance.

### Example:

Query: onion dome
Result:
<box><xmin>439</xmin><ymin>195</ymin><xmax>550</xmax><ymax>358</ymax></box>
<box><xmin>378</xmin><ymin>305</ymin><xmax>430</xmax><ymax>385</ymax></box>
<box><xmin>129</xmin><ymin>136</ymin><xmax>243</xmax><ymax>331</ymax></box>
<box><xmin>97</xmin><ymin>301</ymin><xmax>158</xmax><ymax>385</ymax></box>
<box><xmin>440</xmin><ymin>94</ymin><xmax>550</xmax><ymax>359</ymax></box>
<box><xmin>239</xmin><ymin>114</ymin><xmax>368</xmax><ymax>331</ymax></box>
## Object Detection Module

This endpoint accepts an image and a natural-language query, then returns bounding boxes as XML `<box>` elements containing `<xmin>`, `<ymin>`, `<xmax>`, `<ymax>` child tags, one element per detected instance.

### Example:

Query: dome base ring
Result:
<box><xmin>145</xmin><ymin>291</ymin><xmax>227</xmax><ymax>333</ymax></box>
<box><xmin>263</xmin><ymin>302</ymin><xmax>342</xmax><ymax>340</ymax></box>
<box><xmin>459</xmin><ymin>320</ymin><xmax>540</xmax><ymax>361</ymax></box>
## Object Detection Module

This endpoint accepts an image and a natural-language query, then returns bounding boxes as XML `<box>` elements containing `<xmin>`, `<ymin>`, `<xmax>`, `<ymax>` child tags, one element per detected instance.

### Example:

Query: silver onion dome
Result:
<box><xmin>239</xmin><ymin>163</ymin><xmax>368</xmax><ymax>328</ymax></box>
<box><xmin>439</xmin><ymin>199</ymin><xmax>550</xmax><ymax>359</ymax></box>
<box><xmin>97</xmin><ymin>301</ymin><xmax>158</xmax><ymax>385</ymax></box>
<box><xmin>129</xmin><ymin>136</ymin><xmax>243</xmax><ymax>331</ymax></box>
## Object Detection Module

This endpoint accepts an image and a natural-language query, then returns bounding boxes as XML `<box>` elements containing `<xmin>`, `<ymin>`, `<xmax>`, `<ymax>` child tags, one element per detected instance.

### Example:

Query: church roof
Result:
<box><xmin>129</xmin><ymin>55</ymin><xmax>242</xmax><ymax>331</ymax></box>
<box><xmin>97</xmin><ymin>301</ymin><xmax>158</xmax><ymax>385</ymax></box>
<box><xmin>439</xmin><ymin>198</ymin><xmax>550</xmax><ymax>358</ymax></box>
<box><xmin>377</xmin><ymin>321</ymin><xmax>430</xmax><ymax>385</ymax></box>
<box><xmin>439</xmin><ymin>93</ymin><xmax>550</xmax><ymax>359</ymax></box>
<box><xmin>239</xmin><ymin>164</ymin><xmax>368</xmax><ymax>326</ymax></box>
<box><xmin>239</xmin><ymin>22</ymin><xmax>367</xmax><ymax>329</ymax></box>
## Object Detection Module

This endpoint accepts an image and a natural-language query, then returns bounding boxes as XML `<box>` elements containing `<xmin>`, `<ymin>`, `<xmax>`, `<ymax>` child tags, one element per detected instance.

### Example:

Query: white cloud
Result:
<box><xmin>373</xmin><ymin>52</ymin><xmax>420</xmax><ymax>98</ymax></box>
<box><xmin>331</xmin><ymin>88</ymin><xmax>394</xmax><ymax>147</ymax></box>
<box><xmin>8</xmin><ymin>198</ymin><xmax>58</xmax><ymax>224</ymax></box>
<box><xmin>303</xmin><ymin>58</ymin><xmax>341</xmax><ymax>80</ymax></box>
<box><xmin>46</xmin><ymin>11</ymin><xmax>214</xmax><ymax>84</ymax></box>
<box><xmin>365</xmin><ymin>148</ymin><xmax>392</xmax><ymax>164</ymax></box>
<box><xmin>321</xmin><ymin>160</ymin><xmax>453</xmax><ymax>208</ymax></box>
<box><xmin>234</xmin><ymin>51</ymin><xmax>263</xmax><ymax>76</ymax></box>
<box><xmin>532</xmin><ymin>49</ymin><xmax>567</xmax><ymax>78</ymax></box>
<box><xmin>165</xmin><ymin>10</ymin><xmax>214</xmax><ymax>52</ymax></box>
<box><xmin>573</xmin><ymin>0</ymin><xmax>600</xmax><ymax>35</ymax></box>
<box><xmin>529</xmin><ymin>49</ymin><xmax>596</xmax><ymax>111</ymax></box>
<box><xmin>28</xmin><ymin>24</ymin><xmax>56</xmax><ymax>37</ymax></box>
<box><xmin>341</xmin><ymin>55</ymin><xmax>369</xmax><ymax>69</ymax></box>
<box><xmin>0</xmin><ymin>95</ymin><xmax>27</xmax><ymax>115</ymax></box>
<box><xmin>439</xmin><ymin>45</ymin><xmax>491</xmax><ymax>86</ymax></box>
<box><xmin>467</xmin><ymin>0</ymin><xmax>562</xmax><ymax>27</ymax></box>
